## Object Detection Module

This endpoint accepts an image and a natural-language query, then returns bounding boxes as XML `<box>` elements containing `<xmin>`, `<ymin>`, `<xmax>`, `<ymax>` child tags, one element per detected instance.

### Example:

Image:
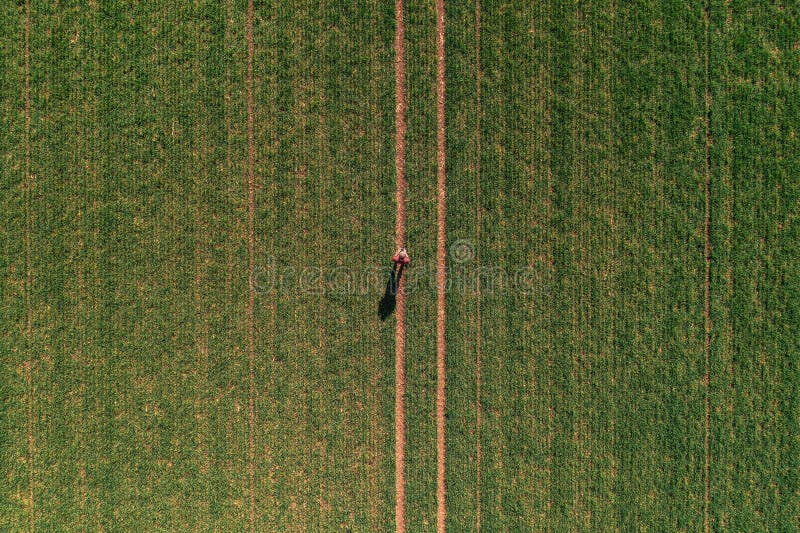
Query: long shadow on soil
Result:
<box><xmin>378</xmin><ymin>265</ymin><xmax>404</xmax><ymax>321</ymax></box>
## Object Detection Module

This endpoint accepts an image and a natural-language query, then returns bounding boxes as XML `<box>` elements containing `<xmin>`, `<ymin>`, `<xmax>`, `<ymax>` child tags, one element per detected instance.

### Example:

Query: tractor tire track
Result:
<box><xmin>435</xmin><ymin>0</ymin><xmax>447</xmax><ymax>530</ymax></box>
<box><xmin>246</xmin><ymin>0</ymin><xmax>256</xmax><ymax>530</ymax></box>
<box><xmin>193</xmin><ymin>11</ymin><xmax>211</xmax><ymax>520</ymax></box>
<box><xmin>394</xmin><ymin>0</ymin><xmax>407</xmax><ymax>531</ymax></box>
<box><xmin>23</xmin><ymin>1</ymin><xmax>35</xmax><ymax>530</ymax></box>
<box><xmin>702</xmin><ymin>1</ymin><xmax>712</xmax><ymax>531</ymax></box>
<box><xmin>474</xmin><ymin>0</ymin><xmax>482</xmax><ymax>529</ymax></box>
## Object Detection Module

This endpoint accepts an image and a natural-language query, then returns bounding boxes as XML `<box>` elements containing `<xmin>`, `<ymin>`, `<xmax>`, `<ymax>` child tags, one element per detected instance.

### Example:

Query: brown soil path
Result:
<box><xmin>702</xmin><ymin>3</ymin><xmax>712</xmax><ymax>532</ymax></box>
<box><xmin>473</xmin><ymin>0</ymin><xmax>482</xmax><ymax>530</ymax></box>
<box><xmin>393</xmin><ymin>0</ymin><xmax>407</xmax><ymax>531</ymax></box>
<box><xmin>23</xmin><ymin>1</ymin><xmax>35</xmax><ymax>530</ymax></box>
<box><xmin>435</xmin><ymin>0</ymin><xmax>447</xmax><ymax>531</ymax></box>
<box><xmin>192</xmin><ymin>12</ymin><xmax>211</xmax><ymax>520</ymax></box>
<box><xmin>246</xmin><ymin>0</ymin><xmax>256</xmax><ymax>530</ymax></box>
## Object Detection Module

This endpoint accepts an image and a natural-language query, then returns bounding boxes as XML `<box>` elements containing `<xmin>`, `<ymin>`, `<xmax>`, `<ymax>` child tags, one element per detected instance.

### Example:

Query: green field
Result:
<box><xmin>1</xmin><ymin>0</ymin><xmax>798</xmax><ymax>531</ymax></box>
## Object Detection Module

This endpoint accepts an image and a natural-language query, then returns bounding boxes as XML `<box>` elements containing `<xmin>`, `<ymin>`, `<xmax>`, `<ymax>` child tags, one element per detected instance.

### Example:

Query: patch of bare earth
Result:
<box><xmin>246</xmin><ymin>0</ymin><xmax>256</xmax><ymax>530</ymax></box>
<box><xmin>394</xmin><ymin>0</ymin><xmax>407</xmax><ymax>530</ymax></box>
<box><xmin>474</xmin><ymin>0</ymin><xmax>482</xmax><ymax>529</ymax></box>
<box><xmin>23</xmin><ymin>1</ymin><xmax>35</xmax><ymax>529</ymax></box>
<box><xmin>703</xmin><ymin>2</ymin><xmax>712</xmax><ymax>531</ymax></box>
<box><xmin>435</xmin><ymin>0</ymin><xmax>447</xmax><ymax>531</ymax></box>
<box><xmin>193</xmin><ymin>13</ymin><xmax>211</xmax><ymax>520</ymax></box>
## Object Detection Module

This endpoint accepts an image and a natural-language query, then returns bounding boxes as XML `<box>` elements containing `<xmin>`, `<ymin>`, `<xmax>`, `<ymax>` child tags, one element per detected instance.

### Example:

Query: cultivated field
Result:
<box><xmin>1</xmin><ymin>0</ymin><xmax>798</xmax><ymax>531</ymax></box>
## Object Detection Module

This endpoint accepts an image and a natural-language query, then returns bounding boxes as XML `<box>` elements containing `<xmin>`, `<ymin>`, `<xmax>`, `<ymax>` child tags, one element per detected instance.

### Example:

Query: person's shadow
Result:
<box><xmin>378</xmin><ymin>264</ymin><xmax>405</xmax><ymax>321</ymax></box>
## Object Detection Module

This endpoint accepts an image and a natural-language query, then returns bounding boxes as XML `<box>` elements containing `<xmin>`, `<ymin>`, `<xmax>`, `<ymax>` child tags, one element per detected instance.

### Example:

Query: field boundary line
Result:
<box><xmin>702</xmin><ymin>1</ymin><xmax>712</xmax><ymax>532</ymax></box>
<box><xmin>435</xmin><ymin>0</ymin><xmax>447</xmax><ymax>530</ymax></box>
<box><xmin>193</xmin><ymin>8</ymin><xmax>211</xmax><ymax>518</ymax></box>
<box><xmin>544</xmin><ymin>0</ymin><xmax>555</xmax><ymax>519</ymax></box>
<box><xmin>474</xmin><ymin>0</ymin><xmax>482</xmax><ymax>529</ymax></box>
<box><xmin>394</xmin><ymin>0</ymin><xmax>407</xmax><ymax>530</ymax></box>
<box><xmin>23</xmin><ymin>1</ymin><xmax>35</xmax><ymax>530</ymax></box>
<box><xmin>246</xmin><ymin>0</ymin><xmax>256</xmax><ymax>530</ymax></box>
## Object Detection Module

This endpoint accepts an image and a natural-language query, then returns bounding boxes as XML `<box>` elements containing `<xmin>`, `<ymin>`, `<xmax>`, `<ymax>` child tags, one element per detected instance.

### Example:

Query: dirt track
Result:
<box><xmin>393</xmin><ymin>0</ymin><xmax>407</xmax><ymax>530</ymax></box>
<box><xmin>24</xmin><ymin>0</ymin><xmax>35</xmax><ymax>530</ymax></box>
<box><xmin>703</xmin><ymin>5</ymin><xmax>712</xmax><ymax>533</ymax></box>
<box><xmin>246</xmin><ymin>0</ymin><xmax>256</xmax><ymax>529</ymax></box>
<box><xmin>473</xmin><ymin>1</ymin><xmax>482</xmax><ymax>529</ymax></box>
<box><xmin>435</xmin><ymin>0</ymin><xmax>447</xmax><ymax>530</ymax></box>
<box><xmin>702</xmin><ymin>4</ymin><xmax>712</xmax><ymax>532</ymax></box>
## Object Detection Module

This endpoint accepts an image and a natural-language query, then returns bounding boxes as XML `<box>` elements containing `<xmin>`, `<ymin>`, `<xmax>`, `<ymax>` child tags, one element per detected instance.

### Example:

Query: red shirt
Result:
<box><xmin>392</xmin><ymin>254</ymin><xmax>410</xmax><ymax>265</ymax></box>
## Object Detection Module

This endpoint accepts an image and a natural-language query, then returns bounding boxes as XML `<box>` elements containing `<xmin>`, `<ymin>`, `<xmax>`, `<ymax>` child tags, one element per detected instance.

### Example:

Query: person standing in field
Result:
<box><xmin>386</xmin><ymin>247</ymin><xmax>410</xmax><ymax>299</ymax></box>
<box><xmin>393</xmin><ymin>247</ymin><xmax>410</xmax><ymax>267</ymax></box>
<box><xmin>379</xmin><ymin>247</ymin><xmax>410</xmax><ymax>319</ymax></box>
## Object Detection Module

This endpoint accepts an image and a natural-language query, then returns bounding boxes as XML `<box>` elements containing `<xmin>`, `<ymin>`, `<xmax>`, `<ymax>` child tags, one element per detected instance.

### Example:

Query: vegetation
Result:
<box><xmin>0</xmin><ymin>0</ymin><xmax>796</xmax><ymax>530</ymax></box>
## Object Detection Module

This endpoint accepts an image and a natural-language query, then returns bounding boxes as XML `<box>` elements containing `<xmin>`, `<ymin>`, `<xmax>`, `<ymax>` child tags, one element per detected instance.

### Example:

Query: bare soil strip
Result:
<box><xmin>23</xmin><ymin>1</ymin><xmax>35</xmax><ymax>530</ymax></box>
<box><xmin>474</xmin><ymin>1</ymin><xmax>482</xmax><ymax>529</ymax></box>
<box><xmin>394</xmin><ymin>0</ymin><xmax>407</xmax><ymax>531</ymax></box>
<box><xmin>703</xmin><ymin>3</ymin><xmax>712</xmax><ymax>532</ymax></box>
<box><xmin>435</xmin><ymin>0</ymin><xmax>447</xmax><ymax>530</ymax></box>
<box><xmin>193</xmin><ymin>16</ymin><xmax>211</xmax><ymax>515</ymax></box>
<box><xmin>246</xmin><ymin>0</ymin><xmax>256</xmax><ymax>530</ymax></box>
